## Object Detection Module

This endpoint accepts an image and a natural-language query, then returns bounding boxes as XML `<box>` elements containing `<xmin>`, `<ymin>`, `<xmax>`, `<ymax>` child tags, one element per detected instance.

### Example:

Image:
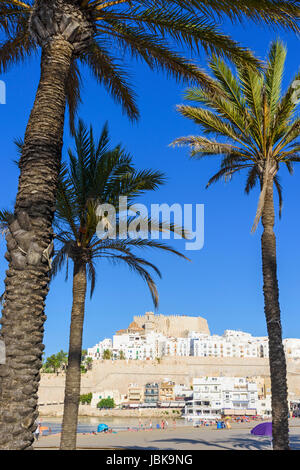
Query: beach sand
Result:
<box><xmin>33</xmin><ymin>420</ymin><xmax>300</xmax><ymax>450</ymax></box>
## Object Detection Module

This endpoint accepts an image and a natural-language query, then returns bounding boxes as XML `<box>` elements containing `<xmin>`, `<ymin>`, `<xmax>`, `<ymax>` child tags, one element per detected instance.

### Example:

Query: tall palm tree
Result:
<box><xmin>52</xmin><ymin>120</ymin><xmax>188</xmax><ymax>450</ymax></box>
<box><xmin>171</xmin><ymin>40</ymin><xmax>300</xmax><ymax>450</ymax></box>
<box><xmin>0</xmin><ymin>0</ymin><xmax>299</xmax><ymax>451</ymax></box>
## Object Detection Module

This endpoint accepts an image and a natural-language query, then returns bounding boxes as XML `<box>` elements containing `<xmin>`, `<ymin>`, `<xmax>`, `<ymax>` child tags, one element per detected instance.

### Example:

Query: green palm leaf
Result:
<box><xmin>172</xmin><ymin>40</ymin><xmax>300</xmax><ymax>227</ymax></box>
<box><xmin>2</xmin><ymin>0</ymin><xmax>300</xmax><ymax>129</ymax></box>
<box><xmin>53</xmin><ymin>119</ymin><xmax>188</xmax><ymax>303</ymax></box>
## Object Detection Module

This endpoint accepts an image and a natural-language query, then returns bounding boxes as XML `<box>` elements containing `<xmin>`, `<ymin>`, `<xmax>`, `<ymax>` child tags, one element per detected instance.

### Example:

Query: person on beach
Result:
<box><xmin>165</xmin><ymin>419</ymin><xmax>168</xmax><ymax>429</ymax></box>
<box><xmin>149</xmin><ymin>420</ymin><xmax>152</xmax><ymax>430</ymax></box>
<box><xmin>161</xmin><ymin>420</ymin><xmax>165</xmax><ymax>430</ymax></box>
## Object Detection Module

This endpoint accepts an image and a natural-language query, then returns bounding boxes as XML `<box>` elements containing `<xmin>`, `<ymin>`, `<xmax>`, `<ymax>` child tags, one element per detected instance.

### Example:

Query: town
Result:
<box><xmin>78</xmin><ymin>313</ymin><xmax>300</xmax><ymax>421</ymax></box>
<box><xmin>87</xmin><ymin>312</ymin><xmax>300</xmax><ymax>360</ymax></box>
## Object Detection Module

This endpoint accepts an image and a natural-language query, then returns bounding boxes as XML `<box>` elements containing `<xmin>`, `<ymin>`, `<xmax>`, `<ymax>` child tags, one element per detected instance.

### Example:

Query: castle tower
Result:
<box><xmin>144</xmin><ymin>311</ymin><xmax>155</xmax><ymax>334</ymax></box>
<box><xmin>134</xmin><ymin>312</ymin><xmax>210</xmax><ymax>336</ymax></box>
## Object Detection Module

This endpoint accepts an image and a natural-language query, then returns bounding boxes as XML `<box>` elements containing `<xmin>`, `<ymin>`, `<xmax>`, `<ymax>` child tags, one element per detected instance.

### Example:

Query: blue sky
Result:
<box><xmin>0</xmin><ymin>19</ymin><xmax>300</xmax><ymax>357</ymax></box>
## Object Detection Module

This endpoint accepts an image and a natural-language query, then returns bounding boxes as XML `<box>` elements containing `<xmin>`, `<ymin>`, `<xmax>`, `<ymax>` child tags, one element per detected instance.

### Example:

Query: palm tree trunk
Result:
<box><xmin>0</xmin><ymin>38</ymin><xmax>73</xmax><ymax>450</ymax></box>
<box><xmin>60</xmin><ymin>259</ymin><xmax>87</xmax><ymax>450</ymax></box>
<box><xmin>261</xmin><ymin>175</ymin><xmax>289</xmax><ymax>450</ymax></box>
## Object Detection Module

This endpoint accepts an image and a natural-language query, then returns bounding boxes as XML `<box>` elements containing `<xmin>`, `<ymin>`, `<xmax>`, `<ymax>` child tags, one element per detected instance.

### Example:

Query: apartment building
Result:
<box><xmin>184</xmin><ymin>376</ymin><xmax>259</xmax><ymax>420</ymax></box>
<box><xmin>221</xmin><ymin>377</ymin><xmax>258</xmax><ymax>416</ymax></box>
<box><xmin>87</xmin><ymin>338</ymin><xmax>112</xmax><ymax>359</ymax></box>
<box><xmin>87</xmin><ymin>315</ymin><xmax>300</xmax><ymax>362</ymax></box>
<box><xmin>144</xmin><ymin>383</ymin><xmax>159</xmax><ymax>405</ymax></box>
<box><xmin>127</xmin><ymin>383</ymin><xmax>144</xmax><ymax>404</ymax></box>
<box><xmin>159</xmin><ymin>380</ymin><xmax>175</xmax><ymax>402</ymax></box>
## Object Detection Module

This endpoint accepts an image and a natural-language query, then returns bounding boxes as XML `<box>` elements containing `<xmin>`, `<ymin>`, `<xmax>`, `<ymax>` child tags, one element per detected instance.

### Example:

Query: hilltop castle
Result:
<box><xmin>133</xmin><ymin>312</ymin><xmax>210</xmax><ymax>337</ymax></box>
<box><xmin>87</xmin><ymin>312</ymin><xmax>300</xmax><ymax>362</ymax></box>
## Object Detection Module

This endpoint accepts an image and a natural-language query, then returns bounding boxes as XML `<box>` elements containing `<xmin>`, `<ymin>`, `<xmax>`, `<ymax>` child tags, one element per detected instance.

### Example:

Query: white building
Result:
<box><xmin>87</xmin><ymin>338</ymin><xmax>112</xmax><ymax>359</ymax></box>
<box><xmin>184</xmin><ymin>377</ymin><xmax>223</xmax><ymax>421</ymax></box>
<box><xmin>184</xmin><ymin>376</ymin><xmax>259</xmax><ymax>420</ymax></box>
<box><xmin>221</xmin><ymin>377</ymin><xmax>258</xmax><ymax>414</ymax></box>
<box><xmin>256</xmin><ymin>396</ymin><xmax>272</xmax><ymax>417</ymax></box>
<box><xmin>88</xmin><ymin>324</ymin><xmax>300</xmax><ymax>362</ymax></box>
<box><xmin>189</xmin><ymin>330</ymin><xmax>269</xmax><ymax>359</ymax></box>
<box><xmin>113</xmin><ymin>330</ymin><xmax>165</xmax><ymax>360</ymax></box>
<box><xmin>91</xmin><ymin>390</ymin><xmax>122</xmax><ymax>408</ymax></box>
<box><xmin>193</xmin><ymin>377</ymin><xmax>223</xmax><ymax>407</ymax></box>
<box><xmin>283</xmin><ymin>339</ymin><xmax>300</xmax><ymax>359</ymax></box>
<box><xmin>162</xmin><ymin>337</ymin><xmax>191</xmax><ymax>357</ymax></box>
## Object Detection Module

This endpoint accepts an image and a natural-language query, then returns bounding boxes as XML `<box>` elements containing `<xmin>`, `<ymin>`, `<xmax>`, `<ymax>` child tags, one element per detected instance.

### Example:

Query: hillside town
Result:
<box><xmin>87</xmin><ymin>312</ymin><xmax>300</xmax><ymax>361</ymax></box>
<box><xmin>87</xmin><ymin>375</ymin><xmax>300</xmax><ymax>421</ymax></box>
<box><xmin>79</xmin><ymin>313</ymin><xmax>300</xmax><ymax>421</ymax></box>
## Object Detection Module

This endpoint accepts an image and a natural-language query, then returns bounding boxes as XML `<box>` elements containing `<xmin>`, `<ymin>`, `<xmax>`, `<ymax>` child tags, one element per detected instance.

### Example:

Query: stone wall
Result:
<box><xmin>133</xmin><ymin>313</ymin><xmax>210</xmax><ymax>337</ymax></box>
<box><xmin>38</xmin><ymin>357</ymin><xmax>300</xmax><ymax>405</ymax></box>
<box><xmin>38</xmin><ymin>404</ymin><xmax>182</xmax><ymax>418</ymax></box>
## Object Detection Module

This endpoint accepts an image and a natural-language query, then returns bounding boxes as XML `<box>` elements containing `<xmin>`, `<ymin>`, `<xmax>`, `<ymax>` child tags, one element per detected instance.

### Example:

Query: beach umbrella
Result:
<box><xmin>251</xmin><ymin>422</ymin><xmax>272</xmax><ymax>449</ymax></box>
<box><xmin>251</xmin><ymin>422</ymin><xmax>272</xmax><ymax>436</ymax></box>
<box><xmin>97</xmin><ymin>423</ymin><xmax>109</xmax><ymax>433</ymax></box>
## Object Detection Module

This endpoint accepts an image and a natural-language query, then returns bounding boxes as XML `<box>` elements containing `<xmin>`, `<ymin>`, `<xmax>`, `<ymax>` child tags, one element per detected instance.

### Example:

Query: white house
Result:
<box><xmin>184</xmin><ymin>376</ymin><xmax>259</xmax><ymax>420</ymax></box>
<box><xmin>87</xmin><ymin>338</ymin><xmax>112</xmax><ymax>359</ymax></box>
<box><xmin>284</xmin><ymin>338</ymin><xmax>300</xmax><ymax>359</ymax></box>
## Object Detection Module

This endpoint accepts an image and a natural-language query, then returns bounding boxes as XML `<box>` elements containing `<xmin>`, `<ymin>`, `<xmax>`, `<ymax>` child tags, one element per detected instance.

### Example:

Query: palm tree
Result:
<box><xmin>102</xmin><ymin>349</ymin><xmax>112</xmax><ymax>360</ymax></box>
<box><xmin>171</xmin><ymin>40</ymin><xmax>300</xmax><ymax>450</ymax></box>
<box><xmin>52</xmin><ymin>119</ymin><xmax>188</xmax><ymax>449</ymax></box>
<box><xmin>0</xmin><ymin>0</ymin><xmax>299</xmax><ymax>451</ymax></box>
<box><xmin>119</xmin><ymin>350</ymin><xmax>125</xmax><ymax>360</ymax></box>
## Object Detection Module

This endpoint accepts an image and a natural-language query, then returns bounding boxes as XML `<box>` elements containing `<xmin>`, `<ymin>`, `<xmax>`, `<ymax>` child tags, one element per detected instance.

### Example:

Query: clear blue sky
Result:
<box><xmin>0</xmin><ymin>19</ymin><xmax>300</xmax><ymax>357</ymax></box>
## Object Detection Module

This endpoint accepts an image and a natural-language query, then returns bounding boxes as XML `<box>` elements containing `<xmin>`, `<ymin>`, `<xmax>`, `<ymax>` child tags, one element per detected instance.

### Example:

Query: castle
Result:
<box><xmin>133</xmin><ymin>312</ymin><xmax>210</xmax><ymax>337</ymax></box>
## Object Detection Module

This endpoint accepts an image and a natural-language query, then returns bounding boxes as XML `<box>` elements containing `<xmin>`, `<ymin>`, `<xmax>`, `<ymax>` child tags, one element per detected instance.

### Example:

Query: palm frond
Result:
<box><xmin>180</xmin><ymin>0</ymin><xmax>300</xmax><ymax>31</ymax></box>
<box><xmin>54</xmin><ymin>119</ymin><xmax>187</xmax><ymax>303</ymax></box>
<box><xmin>106</xmin><ymin>251</ymin><xmax>160</xmax><ymax>307</ymax></box>
<box><xmin>173</xmin><ymin>40</ymin><xmax>300</xmax><ymax>229</ymax></box>
<box><xmin>51</xmin><ymin>241</ymin><xmax>73</xmax><ymax>281</ymax></box>
<box><xmin>81</xmin><ymin>41</ymin><xmax>139</xmax><ymax>121</ymax></box>
<box><xmin>98</xmin><ymin>6</ymin><xmax>261</xmax><ymax>67</ymax></box>
<box><xmin>206</xmin><ymin>164</ymin><xmax>253</xmax><ymax>188</ymax></box>
<box><xmin>0</xmin><ymin>209</ymin><xmax>14</xmax><ymax>233</ymax></box>
<box><xmin>274</xmin><ymin>174</ymin><xmax>283</xmax><ymax>218</ymax></box>
<box><xmin>265</xmin><ymin>40</ymin><xmax>287</xmax><ymax>119</ymax></box>
<box><xmin>177</xmin><ymin>104</ymin><xmax>246</xmax><ymax>144</ymax></box>
<box><xmin>245</xmin><ymin>165</ymin><xmax>260</xmax><ymax>194</ymax></box>
<box><xmin>87</xmin><ymin>258</ymin><xmax>96</xmax><ymax>297</ymax></box>
<box><xmin>66</xmin><ymin>60</ymin><xmax>82</xmax><ymax>136</ymax></box>
<box><xmin>0</xmin><ymin>17</ymin><xmax>36</xmax><ymax>73</ymax></box>
<box><xmin>208</xmin><ymin>55</ymin><xmax>246</xmax><ymax>109</ymax></box>
<box><xmin>171</xmin><ymin>135</ymin><xmax>241</xmax><ymax>158</ymax></box>
<box><xmin>238</xmin><ymin>65</ymin><xmax>264</xmax><ymax>144</ymax></box>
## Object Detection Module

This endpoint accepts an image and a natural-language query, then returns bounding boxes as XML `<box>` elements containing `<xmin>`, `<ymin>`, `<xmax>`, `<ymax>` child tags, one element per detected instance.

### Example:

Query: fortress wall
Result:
<box><xmin>133</xmin><ymin>314</ymin><xmax>210</xmax><ymax>337</ymax></box>
<box><xmin>38</xmin><ymin>357</ymin><xmax>300</xmax><ymax>404</ymax></box>
<box><xmin>38</xmin><ymin>404</ymin><xmax>182</xmax><ymax>418</ymax></box>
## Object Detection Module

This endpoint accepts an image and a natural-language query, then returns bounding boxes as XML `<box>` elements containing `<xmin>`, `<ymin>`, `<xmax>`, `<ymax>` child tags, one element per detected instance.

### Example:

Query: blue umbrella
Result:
<box><xmin>251</xmin><ymin>422</ymin><xmax>272</xmax><ymax>449</ymax></box>
<box><xmin>251</xmin><ymin>422</ymin><xmax>272</xmax><ymax>436</ymax></box>
<box><xmin>97</xmin><ymin>423</ymin><xmax>109</xmax><ymax>433</ymax></box>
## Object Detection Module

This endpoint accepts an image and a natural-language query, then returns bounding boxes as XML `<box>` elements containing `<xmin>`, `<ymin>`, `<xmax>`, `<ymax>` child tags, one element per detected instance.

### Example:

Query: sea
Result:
<box><xmin>38</xmin><ymin>416</ymin><xmax>188</xmax><ymax>435</ymax></box>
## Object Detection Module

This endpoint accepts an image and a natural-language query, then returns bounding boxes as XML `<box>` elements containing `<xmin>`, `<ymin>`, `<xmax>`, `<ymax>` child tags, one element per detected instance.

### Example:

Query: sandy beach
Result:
<box><xmin>33</xmin><ymin>419</ymin><xmax>300</xmax><ymax>450</ymax></box>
